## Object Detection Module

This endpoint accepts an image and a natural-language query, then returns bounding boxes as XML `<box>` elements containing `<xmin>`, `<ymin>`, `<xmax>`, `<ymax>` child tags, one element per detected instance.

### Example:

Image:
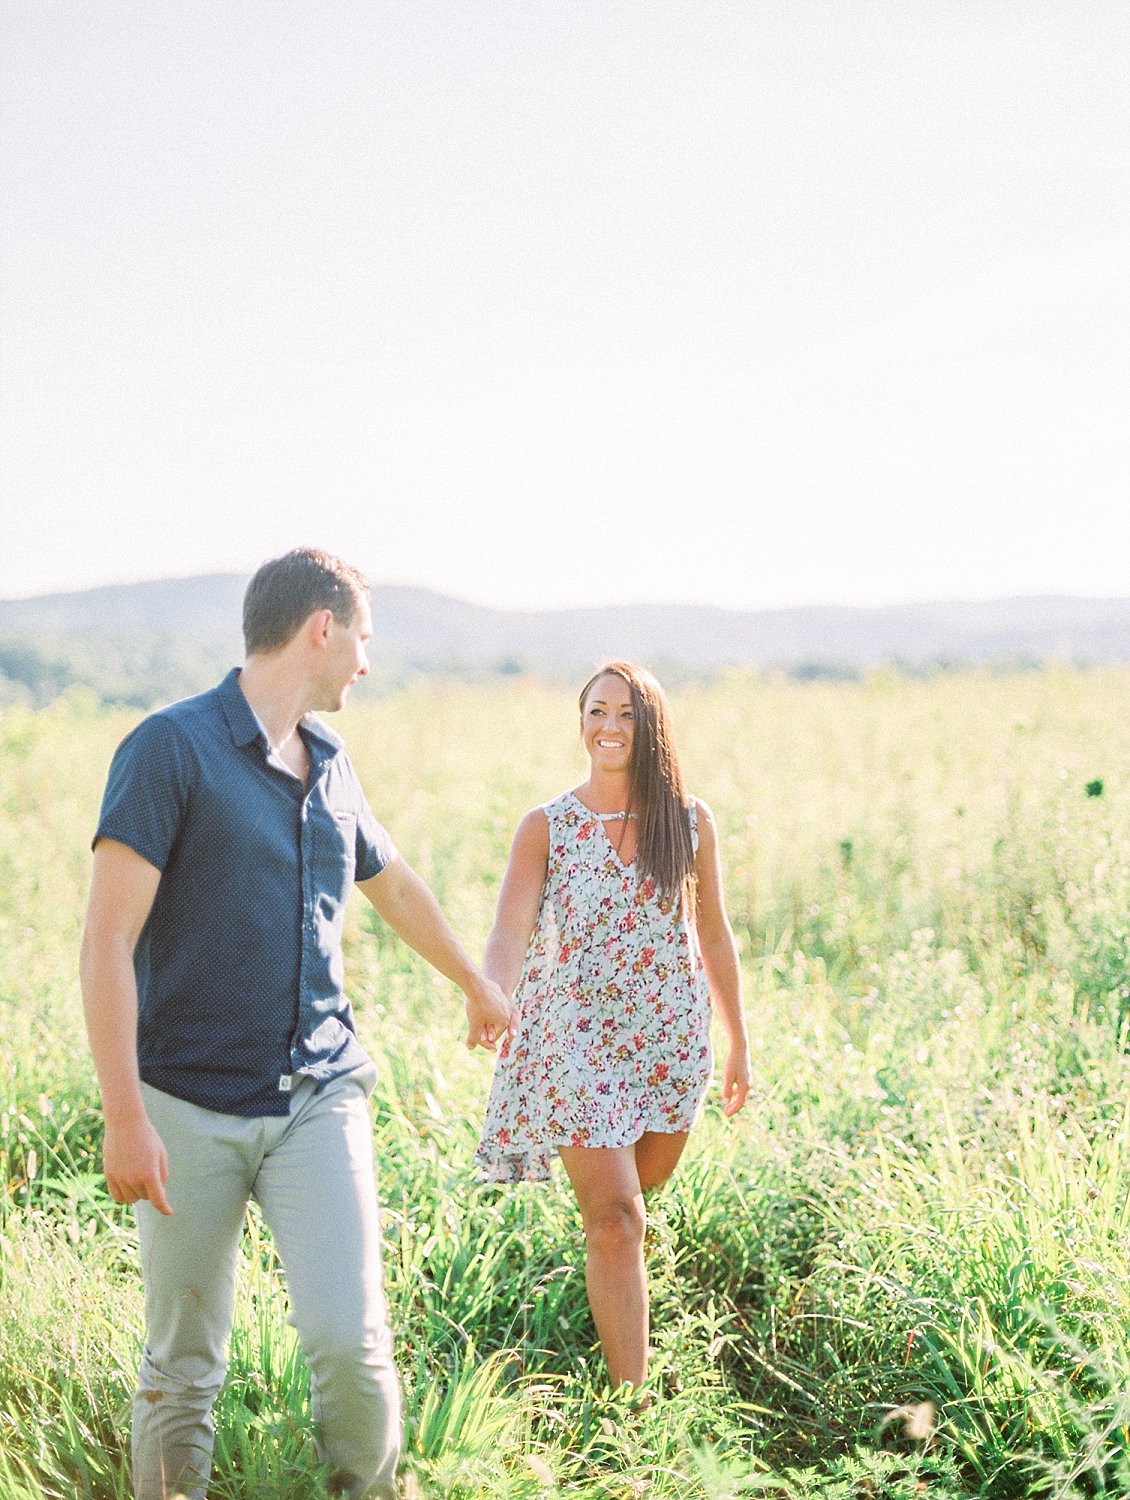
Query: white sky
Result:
<box><xmin>1</xmin><ymin>2</ymin><xmax>1126</xmax><ymax>610</ymax></box>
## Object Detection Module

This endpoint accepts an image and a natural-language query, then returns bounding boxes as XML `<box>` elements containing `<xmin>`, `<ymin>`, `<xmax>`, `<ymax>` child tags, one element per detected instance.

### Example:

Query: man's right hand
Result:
<box><xmin>103</xmin><ymin>1113</ymin><xmax>173</xmax><ymax>1216</ymax></box>
<box><xmin>464</xmin><ymin>975</ymin><xmax>518</xmax><ymax>1052</ymax></box>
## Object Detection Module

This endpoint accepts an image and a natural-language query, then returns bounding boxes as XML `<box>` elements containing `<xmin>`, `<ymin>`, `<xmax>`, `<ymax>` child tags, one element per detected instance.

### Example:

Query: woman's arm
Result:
<box><xmin>692</xmin><ymin>799</ymin><xmax>751</xmax><ymax>1118</ymax></box>
<box><xmin>483</xmin><ymin>809</ymin><xmax>550</xmax><ymax>996</ymax></box>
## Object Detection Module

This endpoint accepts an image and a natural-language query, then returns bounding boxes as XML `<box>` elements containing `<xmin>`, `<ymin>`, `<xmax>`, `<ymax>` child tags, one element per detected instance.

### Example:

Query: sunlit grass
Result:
<box><xmin>3</xmin><ymin>667</ymin><xmax>1130</xmax><ymax>1496</ymax></box>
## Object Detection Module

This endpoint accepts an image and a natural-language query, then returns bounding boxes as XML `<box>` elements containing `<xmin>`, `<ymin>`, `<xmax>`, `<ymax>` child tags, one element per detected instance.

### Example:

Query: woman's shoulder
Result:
<box><xmin>506</xmin><ymin>806</ymin><xmax>551</xmax><ymax>869</ymax></box>
<box><xmin>506</xmin><ymin>794</ymin><xmax>581</xmax><ymax>871</ymax></box>
<box><xmin>541</xmin><ymin>789</ymin><xmax>582</xmax><ymax>819</ymax></box>
<box><xmin>685</xmin><ymin>795</ymin><xmax>720</xmax><ymax>857</ymax></box>
<box><xmin>686</xmin><ymin>793</ymin><xmax>714</xmax><ymax>822</ymax></box>
<box><xmin>512</xmin><ymin>792</ymin><xmax>580</xmax><ymax>841</ymax></box>
<box><xmin>536</xmin><ymin>791</ymin><xmax>594</xmax><ymax>853</ymax></box>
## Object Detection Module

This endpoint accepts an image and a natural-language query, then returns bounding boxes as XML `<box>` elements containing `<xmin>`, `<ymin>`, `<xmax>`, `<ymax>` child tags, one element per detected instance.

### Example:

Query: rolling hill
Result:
<box><xmin>1</xmin><ymin>575</ymin><xmax>1127</xmax><ymax>707</ymax></box>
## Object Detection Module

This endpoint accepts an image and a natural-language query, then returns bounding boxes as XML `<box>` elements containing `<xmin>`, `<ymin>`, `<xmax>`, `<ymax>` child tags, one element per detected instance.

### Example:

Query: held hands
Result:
<box><xmin>721</xmin><ymin>1042</ymin><xmax>752</xmax><ymax>1119</ymax></box>
<box><xmin>464</xmin><ymin>975</ymin><xmax>518</xmax><ymax>1052</ymax></box>
<box><xmin>103</xmin><ymin>1112</ymin><xmax>173</xmax><ymax>1216</ymax></box>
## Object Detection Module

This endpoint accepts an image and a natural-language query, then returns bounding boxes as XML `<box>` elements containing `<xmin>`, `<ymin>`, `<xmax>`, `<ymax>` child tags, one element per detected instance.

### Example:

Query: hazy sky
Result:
<box><xmin>1</xmin><ymin>2</ymin><xmax>1126</xmax><ymax>609</ymax></box>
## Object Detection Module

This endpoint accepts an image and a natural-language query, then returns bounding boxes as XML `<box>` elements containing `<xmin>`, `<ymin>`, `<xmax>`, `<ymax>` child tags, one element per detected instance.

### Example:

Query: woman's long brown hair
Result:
<box><xmin>578</xmin><ymin>661</ymin><xmax>696</xmax><ymax>913</ymax></box>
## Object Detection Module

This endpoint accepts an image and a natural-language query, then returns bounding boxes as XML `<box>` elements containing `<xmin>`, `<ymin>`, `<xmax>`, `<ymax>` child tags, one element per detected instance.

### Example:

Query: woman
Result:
<box><xmin>475</xmin><ymin>662</ymin><xmax>751</xmax><ymax>1389</ymax></box>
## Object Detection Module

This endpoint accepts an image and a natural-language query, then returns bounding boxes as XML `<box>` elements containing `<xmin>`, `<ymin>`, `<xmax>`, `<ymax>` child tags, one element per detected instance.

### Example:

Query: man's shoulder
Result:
<box><xmin>113</xmin><ymin>677</ymin><xmax>236</xmax><ymax>767</ymax></box>
<box><xmin>135</xmin><ymin>681</ymin><xmax>225</xmax><ymax>738</ymax></box>
<box><xmin>158</xmin><ymin>680</ymin><xmax>226</xmax><ymax>724</ymax></box>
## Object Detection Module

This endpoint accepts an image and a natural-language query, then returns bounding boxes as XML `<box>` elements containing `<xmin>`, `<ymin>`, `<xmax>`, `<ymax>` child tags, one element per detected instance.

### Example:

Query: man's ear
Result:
<box><xmin>307</xmin><ymin>608</ymin><xmax>335</xmax><ymax>650</ymax></box>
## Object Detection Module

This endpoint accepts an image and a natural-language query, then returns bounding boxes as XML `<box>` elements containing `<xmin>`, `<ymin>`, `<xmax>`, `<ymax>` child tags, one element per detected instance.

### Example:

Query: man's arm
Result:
<box><xmin>79</xmin><ymin>839</ymin><xmax>173</xmax><ymax>1215</ymax></box>
<box><xmin>357</xmin><ymin>854</ymin><xmax>516</xmax><ymax>1050</ymax></box>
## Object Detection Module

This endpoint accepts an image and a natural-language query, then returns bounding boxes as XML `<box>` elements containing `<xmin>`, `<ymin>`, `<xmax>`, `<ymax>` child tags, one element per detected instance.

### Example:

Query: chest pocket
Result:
<box><xmin>314</xmin><ymin>808</ymin><xmax>357</xmax><ymax>905</ymax></box>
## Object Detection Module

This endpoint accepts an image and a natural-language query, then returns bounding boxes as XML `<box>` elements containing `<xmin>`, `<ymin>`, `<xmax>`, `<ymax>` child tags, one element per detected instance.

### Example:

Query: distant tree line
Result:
<box><xmin>3</xmin><ymin>633</ymin><xmax>1068</xmax><ymax>713</ymax></box>
<box><xmin>0</xmin><ymin>635</ymin><xmax>568</xmax><ymax>709</ymax></box>
<box><xmin>0</xmin><ymin>635</ymin><xmax>235</xmax><ymax>710</ymax></box>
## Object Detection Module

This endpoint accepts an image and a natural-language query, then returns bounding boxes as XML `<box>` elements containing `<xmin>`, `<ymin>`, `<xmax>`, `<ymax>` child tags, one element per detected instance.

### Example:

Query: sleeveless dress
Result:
<box><xmin>474</xmin><ymin>790</ymin><xmax>713</xmax><ymax>1183</ymax></box>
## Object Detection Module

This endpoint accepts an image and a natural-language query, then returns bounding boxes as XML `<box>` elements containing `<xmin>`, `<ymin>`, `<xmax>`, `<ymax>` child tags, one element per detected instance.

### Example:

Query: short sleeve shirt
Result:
<box><xmin>94</xmin><ymin>668</ymin><xmax>395</xmax><ymax>1116</ymax></box>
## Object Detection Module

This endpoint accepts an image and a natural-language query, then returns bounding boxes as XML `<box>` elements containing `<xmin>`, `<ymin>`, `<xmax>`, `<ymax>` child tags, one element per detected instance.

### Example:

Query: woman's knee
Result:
<box><xmin>584</xmin><ymin>1196</ymin><xmax>646</xmax><ymax>1257</ymax></box>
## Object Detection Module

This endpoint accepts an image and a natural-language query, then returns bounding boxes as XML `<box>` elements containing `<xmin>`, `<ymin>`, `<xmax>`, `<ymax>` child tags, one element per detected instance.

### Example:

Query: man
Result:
<box><xmin>80</xmin><ymin>547</ymin><xmax>513</xmax><ymax>1500</ymax></box>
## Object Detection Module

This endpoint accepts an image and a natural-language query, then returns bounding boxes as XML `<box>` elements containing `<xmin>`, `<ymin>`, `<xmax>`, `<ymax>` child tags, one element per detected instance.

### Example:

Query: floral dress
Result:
<box><xmin>475</xmin><ymin>790</ymin><xmax>713</xmax><ymax>1183</ymax></box>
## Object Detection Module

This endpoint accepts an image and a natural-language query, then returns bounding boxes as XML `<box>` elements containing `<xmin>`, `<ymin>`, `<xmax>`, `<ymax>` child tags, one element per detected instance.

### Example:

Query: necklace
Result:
<box><xmin>596</xmin><ymin>810</ymin><xmax>637</xmax><ymax>821</ymax></box>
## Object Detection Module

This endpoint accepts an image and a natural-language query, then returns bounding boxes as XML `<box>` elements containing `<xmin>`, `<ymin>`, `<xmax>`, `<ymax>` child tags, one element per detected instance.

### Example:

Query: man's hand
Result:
<box><xmin>464</xmin><ymin>975</ymin><xmax>517</xmax><ymax>1052</ymax></box>
<box><xmin>81</xmin><ymin>840</ymin><xmax>172</xmax><ymax>1212</ymax></box>
<box><xmin>721</xmin><ymin>1043</ymin><xmax>752</xmax><ymax>1119</ymax></box>
<box><xmin>103</xmin><ymin>1112</ymin><xmax>173</xmax><ymax>1216</ymax></box>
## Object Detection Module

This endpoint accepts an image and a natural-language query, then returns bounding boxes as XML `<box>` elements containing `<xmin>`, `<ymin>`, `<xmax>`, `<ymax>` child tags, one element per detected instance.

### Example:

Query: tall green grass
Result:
<box><xmin>2</xmin><ymin>668</ymin><xmax>1129</xmax><ymax>1497</ymax></box>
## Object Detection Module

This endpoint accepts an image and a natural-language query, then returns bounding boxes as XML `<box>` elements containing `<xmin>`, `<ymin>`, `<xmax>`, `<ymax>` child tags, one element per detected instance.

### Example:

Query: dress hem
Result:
<box><xmin>475</xmin><ymin>1116</ymin><xmax>703</xmax><ymax>1185</ymax></box>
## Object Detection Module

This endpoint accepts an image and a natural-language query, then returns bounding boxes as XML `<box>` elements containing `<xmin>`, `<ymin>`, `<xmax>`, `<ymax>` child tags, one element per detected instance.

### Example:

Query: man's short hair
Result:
<box><xmin>243</xmin><ymin>548</ymin><xmax>370</xmax><ymax>655</ymax></box>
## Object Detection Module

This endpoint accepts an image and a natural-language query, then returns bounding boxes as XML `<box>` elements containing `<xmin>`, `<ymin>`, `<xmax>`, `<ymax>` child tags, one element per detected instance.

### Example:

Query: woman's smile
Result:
<box><xmin>582</xmin><ymin>672</ymin><xmax>636</xmax><ymax>767</ymax></box>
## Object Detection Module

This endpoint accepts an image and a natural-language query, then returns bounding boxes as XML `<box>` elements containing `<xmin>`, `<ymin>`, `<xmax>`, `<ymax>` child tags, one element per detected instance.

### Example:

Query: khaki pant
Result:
<box><xmin>133</xmin><ymin>1067</ymin><xmax>400</xmax><ymax>1500</ymax></box>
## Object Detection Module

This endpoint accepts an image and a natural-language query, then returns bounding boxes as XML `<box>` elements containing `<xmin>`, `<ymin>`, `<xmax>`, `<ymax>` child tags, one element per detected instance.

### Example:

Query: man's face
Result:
<box><xmin>321</xmin><ymin>593</ymin><xmax>372</xmax><ymax>710</ymax></box>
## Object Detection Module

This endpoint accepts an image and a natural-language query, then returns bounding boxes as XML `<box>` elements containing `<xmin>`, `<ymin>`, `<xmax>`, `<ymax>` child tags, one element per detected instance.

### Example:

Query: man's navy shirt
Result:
<box><xmin>94</xmin><ymin>668</ymin><xmax>395</xmax><ymax>1116</ymax></box>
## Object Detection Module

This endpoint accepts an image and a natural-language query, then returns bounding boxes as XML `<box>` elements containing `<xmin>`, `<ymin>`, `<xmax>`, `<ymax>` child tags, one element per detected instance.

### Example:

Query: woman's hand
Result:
<box><xmin>464</xmin><ymin>975</ymin><xmax>517</xmax><ymax>1052</ymax></box>
<box><xmin>721</xmin><ymin>1041</ymin><xmax>752</xmax><ymax>1118</ymax></box>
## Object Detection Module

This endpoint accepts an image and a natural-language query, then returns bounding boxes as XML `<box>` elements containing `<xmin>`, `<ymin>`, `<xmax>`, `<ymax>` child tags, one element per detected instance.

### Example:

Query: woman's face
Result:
<box><xmin>581</xmin><ymin>672</ymin><xmax>635</xmax><ymax>776</ymax></box>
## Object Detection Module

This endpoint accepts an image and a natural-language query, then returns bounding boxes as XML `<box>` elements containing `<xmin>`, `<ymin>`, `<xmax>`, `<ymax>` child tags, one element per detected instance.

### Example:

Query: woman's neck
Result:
<box><xmin>581</xmin><ymin>769</ymin><xmax>634</xmax><ymax>813</ymax></box>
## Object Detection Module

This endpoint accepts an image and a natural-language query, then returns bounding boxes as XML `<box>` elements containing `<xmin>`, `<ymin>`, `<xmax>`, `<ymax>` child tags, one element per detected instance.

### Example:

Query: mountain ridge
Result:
<box><xmin>1</xmin><ymin>575</ymin><xmax>1128</xmax><ymax>709</ymax></box>
<box><xmin>2</xmin><ymin>575</ymin><xmax>1127</xmax><ymax>670</ymax></box>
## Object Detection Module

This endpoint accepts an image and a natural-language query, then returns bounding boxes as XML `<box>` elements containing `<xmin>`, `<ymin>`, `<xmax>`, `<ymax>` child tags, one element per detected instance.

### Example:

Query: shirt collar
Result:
<box><xmin>300</xmin><ymin>713</ymin><xmax>345</xmax><ymax>757</ymax></box>
<box><xmin>217</xmin><ymin>668</ymin><xmax>262</xmax><ymax>748</ymax></box>
<box><xmin>216</xmin><ymin>667</ymin><xmax>345</xmax><ymax>760</ymax></box>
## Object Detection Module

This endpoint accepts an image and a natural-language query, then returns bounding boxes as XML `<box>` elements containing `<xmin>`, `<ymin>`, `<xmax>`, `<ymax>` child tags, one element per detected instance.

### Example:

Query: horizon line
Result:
<box><xmin>2</xmin><ymin>572</ymin><xmax>1128</xmax><ymax>617</ymax></box>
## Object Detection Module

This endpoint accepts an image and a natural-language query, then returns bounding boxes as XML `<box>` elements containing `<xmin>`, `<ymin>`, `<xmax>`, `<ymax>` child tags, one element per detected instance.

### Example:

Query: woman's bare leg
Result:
<box><xmin>635</xmin><ymin>1130</ymin><xmax>689</xmax><ymax>1193</ymax></box>
<box><xmin>557</xmin><ymin>1132</ymin><xmax>690</xmax><ymax>1387</ymax></box>
<box><xmin>557</xmin><ymin>1144</ymin><xmax>648</xmax><ymax>1387</ymax></box>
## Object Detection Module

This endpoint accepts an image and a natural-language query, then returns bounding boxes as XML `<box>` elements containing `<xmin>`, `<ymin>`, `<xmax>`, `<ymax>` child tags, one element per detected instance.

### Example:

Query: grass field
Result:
<box><xmin>2</xmin><ymin>667</ymin><xmax>1129</xmax><ymax>1498</ymax></box>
